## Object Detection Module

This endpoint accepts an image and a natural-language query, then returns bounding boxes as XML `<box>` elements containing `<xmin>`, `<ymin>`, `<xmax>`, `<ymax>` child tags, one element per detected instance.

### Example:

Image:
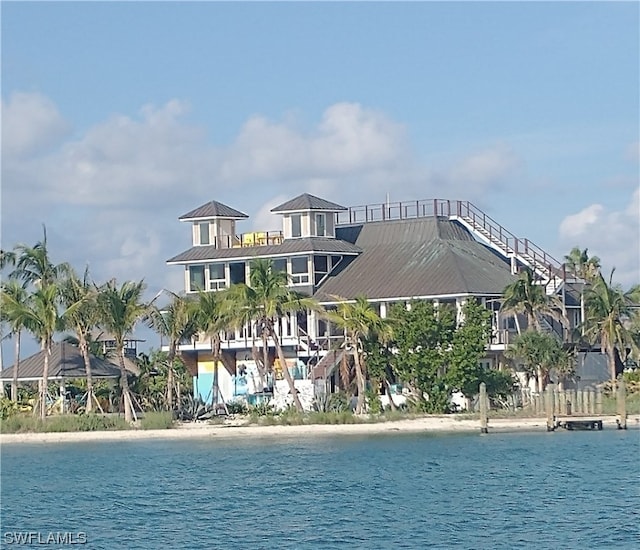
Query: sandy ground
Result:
<box><xmin>1</xmin><ymin>414</ymin><xmax>638</xmax><ymax>445</ymax></box>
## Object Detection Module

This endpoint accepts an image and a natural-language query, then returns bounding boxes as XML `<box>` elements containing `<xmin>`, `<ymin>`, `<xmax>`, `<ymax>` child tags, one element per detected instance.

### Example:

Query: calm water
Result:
<box><xmin>1</xmin><ymin>429</ymin><xmax>639</xmax><ymax>549</ymax></box>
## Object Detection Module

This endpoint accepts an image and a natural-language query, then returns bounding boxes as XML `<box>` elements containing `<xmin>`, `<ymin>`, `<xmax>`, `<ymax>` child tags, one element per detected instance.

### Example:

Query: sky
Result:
<box><xmin>1</xmin><ymin>1</ymin><xmax>639</xmax><ymax>357</ymax></box>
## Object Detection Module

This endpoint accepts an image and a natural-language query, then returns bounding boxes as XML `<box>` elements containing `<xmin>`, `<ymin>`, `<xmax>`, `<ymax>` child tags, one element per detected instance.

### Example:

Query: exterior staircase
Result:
<box><xmin>311</xmin><ymin>349</ymin><xmax>345</xmax><ymax>381</ymax></box>
<box><xmin>447</xmin><ymin>200</ymin><xmax>569</xmax><ymax>295</ymax></box>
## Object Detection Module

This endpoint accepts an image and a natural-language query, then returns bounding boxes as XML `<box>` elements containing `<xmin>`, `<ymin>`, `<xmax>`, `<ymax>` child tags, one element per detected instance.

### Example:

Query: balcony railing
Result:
<box><xmin>208</xmin><ymin>231</ymin><xmax>285</xmax><ymax>249</ymax></box>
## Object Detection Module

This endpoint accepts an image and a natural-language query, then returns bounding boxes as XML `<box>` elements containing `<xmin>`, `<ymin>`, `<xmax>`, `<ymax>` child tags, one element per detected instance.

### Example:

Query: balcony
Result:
<box><xmin>208</xmin><ymin>231</ymin><xmax>285</xmax><ymax>249</ymax></box>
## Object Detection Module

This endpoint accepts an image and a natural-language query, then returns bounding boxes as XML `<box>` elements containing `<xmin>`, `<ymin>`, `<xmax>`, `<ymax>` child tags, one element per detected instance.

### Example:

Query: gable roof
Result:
<box><xmin>271</xmin><ymin>193</ymin><xmax>347</xmax><ymax>213</ymax></box>
<box><xmin>179</xmin><ymin>200</ymin><xmax>249</xmax><ymax>221</ymax></box>
<box><xmin>314</xmin><ymin>218</ymin><xmax>516</xmax><ymax>302</ymax></box>
<box><xmin>0</xmin><ymin>342</ymin><xmax>122</xmax><ymax>382</ymax></box>
<box><xmin>167</xmin><ymin>237</ymin><xmax>361</xmax><ymax>264</ymax></box>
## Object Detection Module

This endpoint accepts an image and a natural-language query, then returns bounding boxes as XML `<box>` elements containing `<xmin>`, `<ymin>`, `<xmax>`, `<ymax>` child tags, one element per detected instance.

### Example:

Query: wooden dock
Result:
<box><xmin>555</xmin><ymin>416</ymin><xmax>603</xmax><ymax>431</ymax></box>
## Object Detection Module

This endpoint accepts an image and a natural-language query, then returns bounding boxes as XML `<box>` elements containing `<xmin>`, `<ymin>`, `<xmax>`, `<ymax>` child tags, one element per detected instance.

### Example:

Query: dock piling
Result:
<box><xmin>479</xmin><ymin>382</ymin><xmax>488</xmax><ymax>434</ymax></box>
<box><xmin>616</xmin><ymin>377</ymin><xmax>627</xmax><ymax>430</ymax></box>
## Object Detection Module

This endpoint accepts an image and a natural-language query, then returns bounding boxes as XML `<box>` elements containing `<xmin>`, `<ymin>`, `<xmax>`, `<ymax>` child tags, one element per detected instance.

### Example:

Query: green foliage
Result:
<box><xmin>139</xmin><ymin>411</ymin><xmax>175</xmax><ymax>430</ymax></box>
<box><xmin>365</xmin><ymin>388</ymin><xmax>382</xmax><ymax>414</ymax></box>
<box><xmin>446</xmin><ymin>299</ymin><xmax>493</xmax><ymax>398</ymax></box>
<box><xmin>0</xmin><ymin>397</ymin><xmax>19</xmax><ymax>420</ymax></box>
<box><xmin>0</xmin><ymin>413</ymin><xmax>130</xmax><ymax>433</ymax></box>
<box><xmin>313</xmin><ymin>391</ymin><xmax>350</xmax><ymax>412</ymax></box>
<box><xmin>226</xmin><ymin>400</ymin><xmax>248</xmax><ymax>415</ymax></box>
<box><xmin>175</xmin><ymin>394</ymin><xmax>216</xmax><ymax>421</ymax></box>
<box><xmin>389</xmin><ymin>300</ymin><xmax>454</xmax><ymax>409</ymax></box>
<box><xmin>506</xmin><ymin>331</ymin><xmax>573</xmax><ymax>390</ymax></box>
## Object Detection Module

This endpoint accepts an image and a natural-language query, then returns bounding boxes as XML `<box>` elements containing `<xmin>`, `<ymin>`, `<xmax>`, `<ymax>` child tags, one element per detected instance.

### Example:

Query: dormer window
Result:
<box><xmin>315</xmin><ymin>213</ymin><xmax>326</xmax><ymax>237</ymax></box>
<box><xmin>291</xmin><ymin>214</ymin><xmax>302</xmax><ymax>238</ymax></box>
<box><xmin>199</xmin><ymin>222</ymin><xmax>210</xmax><ymax>245</ymax></box>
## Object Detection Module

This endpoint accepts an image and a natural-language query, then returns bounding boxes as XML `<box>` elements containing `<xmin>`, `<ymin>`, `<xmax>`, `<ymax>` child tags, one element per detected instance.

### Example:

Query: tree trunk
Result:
<box><xmin>166</xmin><ymin>342</ymin><xmax>176</xmax><ymax>410</ymax></box>
<box><xmin>384</xmin><ymin>378</ymin><xmax>397</xmax><ymax>411</ymax></box>
<box><xmin>606</xmin><ymin>343</ymin><xmax>617</xmax><ymax>384</ymax></box>
<box><xmin>537</xmin><ymin>366</ymin><xmax>544</xmax><ymax>394</ymax></box>
<box><xmin>354</xmin><ymin>350</ymin><xmax>366</xmax><ymax>414</ymax></box>
<box><xmin>118</xmin><ymin>347</ymin><xmax>135</xmax><ymax>423</ymax></box>
<box><xmin>79</xmin><ymin>334</ymin><xmax>94</xmax><ymax>413</ymax></box>
<box><xmin>271</xmin><ymin>329</ymin><xmax>304</xmax><ymax>412</ymax></box>
<box><xmin>40</xmin><ymin>342</ymin><xmax>50</xmax><ymax>421</ymax></box>
<box><xmin>11</xmin><ymin>331</ymin><xmax>20</xmax><ymax>402</ymax></box>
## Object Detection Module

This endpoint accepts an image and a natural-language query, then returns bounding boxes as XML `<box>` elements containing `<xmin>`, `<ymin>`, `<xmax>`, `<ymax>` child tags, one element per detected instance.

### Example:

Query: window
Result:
<box><xmin>272</xmin><ymin>258</ymin><xmax>287</xmax><ymax>273</ymax></box>
<box><xmin>189</xmin><ymin>265</ymin><xmax>205</xmax><ymax>292</ymax></box>
<box><xmin>208</xmin><ymin>263</ymin><xmax>226</xmax><ymax>291</ymax></box>
<box><xmin>331</xmin><ymin>255</ymin><xmax>342</xmax><ymax>269</ymax></box>
<box><xmin>290</xmin><ymin>256</ymin><xmax>309</xmax><ymax>284</ymax></box>
<box><xmin>229</xmin><ymin>262</ymin><xmax>246</xmax><ymax>285</ymax></box>
<box><xmin>291</xmin><ymin>214</ymin><xmax>302</xmax><ymax>238</ymax></box>
<box><xmin>315</xmin><ymin>213</ymin><xmax>326</xmax><ymax>237</ymax></box>
<box><xmin>199</xmin><ymin>222</ymin><xmax>210</xmax><ymax>245</ymax></box>
<box><xmin>314</xmin><ymin>255</ymin><xmax>328</xmax><ymax>285</ymax></box>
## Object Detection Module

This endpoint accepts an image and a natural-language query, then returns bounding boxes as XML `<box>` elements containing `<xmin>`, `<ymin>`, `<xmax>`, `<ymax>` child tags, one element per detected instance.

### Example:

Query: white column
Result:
<box><xmin>380</xmin><ymin>302</ymin><xmax>387</xmax><ymax>319</ymax></box>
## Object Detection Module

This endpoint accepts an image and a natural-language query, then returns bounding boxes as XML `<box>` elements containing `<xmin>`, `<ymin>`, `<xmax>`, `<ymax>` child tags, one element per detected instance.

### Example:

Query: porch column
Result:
<box><xmin>456</xmin><ymin>298</ymin><xmax>466</xmax><ymax>325</ymax></box>
<box><xmin>379</xmin><ymin>302</ymin><xmax>387</xmax><ymax>319</ymax></box>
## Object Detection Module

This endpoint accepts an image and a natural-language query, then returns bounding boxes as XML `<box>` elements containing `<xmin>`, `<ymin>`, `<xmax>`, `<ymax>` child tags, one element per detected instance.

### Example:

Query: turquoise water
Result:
<box><xmin>1</xmin><ymin>429</ymin><xmax>639</xmax><ymax>549</ymax></box>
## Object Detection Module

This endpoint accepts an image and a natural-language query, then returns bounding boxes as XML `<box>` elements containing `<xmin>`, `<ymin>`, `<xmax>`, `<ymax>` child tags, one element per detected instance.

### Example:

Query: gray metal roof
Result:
<box><xmin>179</xmin><ymin>200</ymin><xmax>249</xmax><ymax>221</ymax></box>
<box><xmin>314</xmin><ymin>218</ymin><xmax>516</xmax><ymax>302</ymax></box>
<box><xmin>0</xmin><ymin>342</ymin><xmax>122</xmax><ymax>382</ymax></box>
<box><xmin>167</xmin><ymin>237</ymin><xmax>361</xmax><ymax>264</ymax></box>
<box><xmin>271</xmin><ymin>193</ymin><xmax>347</xmax><ymax>213</ymax></box>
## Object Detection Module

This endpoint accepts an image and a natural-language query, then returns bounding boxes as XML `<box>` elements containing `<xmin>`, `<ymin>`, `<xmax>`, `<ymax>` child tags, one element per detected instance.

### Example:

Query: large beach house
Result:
<box><xmin>166</xmin><ymin>194</ymin><xmax>583</xmax><ymax>408</ymax></box>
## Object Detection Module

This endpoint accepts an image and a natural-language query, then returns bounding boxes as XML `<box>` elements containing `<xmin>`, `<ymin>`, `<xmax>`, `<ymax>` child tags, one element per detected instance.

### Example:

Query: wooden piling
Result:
<box><xmin>617</xmin><ymin>377</ymin><xmax>627</xmax><ymax>430</ymax></box>
<box><xmin>545</xmin><ymin>384</ymin><xmax>556</xmax><ymax>431</ymax></box>
<box><xmin>479</xmin><ymin>382</ymin><xmax>488</xmax><ymax>434</ymax></box>
<box><xmin>595</xmin><ymin>387</ymin><xmax>603</xmax><ymax>415</ymax></box>
<box><xmin>576</xmin><ymin>390</ymin><xmax>584</xmax><ymax>415</ymax></box>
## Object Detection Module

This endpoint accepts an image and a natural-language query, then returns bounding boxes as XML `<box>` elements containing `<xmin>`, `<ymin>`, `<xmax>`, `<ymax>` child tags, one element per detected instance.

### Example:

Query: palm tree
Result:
<box><xmin>0</xmin><ymin>281</ymin><xmax>30</xmax><ymax>401</ymax></box>
<box><xmin>583</xmin><ymin>270</ymin><xmax>638</xmax><ymax>383</ymax></box>
<box><xmin>147</xmin><ymin>290</ymin><xmax>199</xmax><ymax>410</ymax></box>
<box><xmin>501</xmin><ymin>267</ymin><xmax>567</xmax><ymax>333</ymax></box>
<box><xmin>96</xmin><ymin>279</ymin><xmax>148</xmax><ymax>422</ymax></box>
<box><xmin>7</xmin><ymin>284</ymin><xmax>62</xmax><ymax>419</ymax></box>
<box><xmin>564</xmin><ymin>247</ymin><xmax>601</xmax><ymax>282</ymax></box>
<box><xmin>325</xmin><ymin>295</ymin><xmax>390</xmax><ymax>414</ymax></box>
<box><xmin>59</xmin><ymin>266</ymin><xmax>100</xmax><ymax>412</ymax></box>
<box><xmin>195</xmin><ymin>289</ymin><xmax>236</xmax><ymax>403</ymax></box>
<box><xmin>506</xmin><ymin>331</ymin><xmax>573</xmax><ymax>393</ymax></box>
<box><xmin>225</xmin><ymin>259</ymin><xmax>321</xmax><ymax>412</ymax></box>
<box><xmin>8</xmin><ymin>226</ymin><xmax>69</xmax><ymax>289</ymax></box>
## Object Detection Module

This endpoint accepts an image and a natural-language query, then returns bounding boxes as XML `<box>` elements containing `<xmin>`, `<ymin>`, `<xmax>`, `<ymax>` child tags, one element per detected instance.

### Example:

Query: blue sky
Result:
<box><xmin>2</xmin><ymin>1</ymin><xmax>639</xmax><ymax>355</ymax></box>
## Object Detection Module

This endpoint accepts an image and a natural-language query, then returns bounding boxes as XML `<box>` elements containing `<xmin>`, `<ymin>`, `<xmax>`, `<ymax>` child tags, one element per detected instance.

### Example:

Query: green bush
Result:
<box><xmin>0</xmin><ymin>397</ymin><xmax>19</xmax><ymax>420</ymax></box>
<box><xmin>0</xmin><ymin>413</ymin><xmax>130</xmax><ymax>433</ymax></box>
<box><xmin>139</xmin><ymin>411</ymin><xmax>175</xmax><ymax>430</ymax></box>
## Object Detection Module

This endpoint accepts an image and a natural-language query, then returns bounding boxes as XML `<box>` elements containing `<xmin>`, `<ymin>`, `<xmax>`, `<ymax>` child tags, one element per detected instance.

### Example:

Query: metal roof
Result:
<box><xmin>167</xmin><ymin>237</ymin><xmax>361</xmax><ymax>264</ymax></box>
<box><xmin>179</xmin><ymin>200</ymin><xmax>249</xmax><ymax>221</ymax></box>
<box><xmin>314</xmin><ymin>218</ymin><xmax>516</xmax><ymax>301</ymax></box>
<box><xmin>271</xmin><ymin>193</ymin><xmax>347</xmax><ymax>213</ymax></box>
<box><xmin>0</xmin><ymin>342</ymin><xmax>122</xmax><ymax>382</ymax></box>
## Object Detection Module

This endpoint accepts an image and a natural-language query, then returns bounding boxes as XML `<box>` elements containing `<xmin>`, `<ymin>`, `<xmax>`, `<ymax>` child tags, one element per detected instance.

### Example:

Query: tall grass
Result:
<box><xmin>0</xmin><ymin>414</ymin><xmax>130</xmax><ymax>433</ymax></box>
<box><xmin>139</xmin><ymin>411</ymin><xmax>175</xmax><ymax>430</ymax></box>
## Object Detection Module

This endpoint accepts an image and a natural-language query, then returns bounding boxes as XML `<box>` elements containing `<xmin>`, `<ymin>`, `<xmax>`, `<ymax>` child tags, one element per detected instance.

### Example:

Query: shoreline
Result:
<box><xmin>1</xmin><ymin>414</ymin><xmax>638</xmax><ymax>445</ymax></box>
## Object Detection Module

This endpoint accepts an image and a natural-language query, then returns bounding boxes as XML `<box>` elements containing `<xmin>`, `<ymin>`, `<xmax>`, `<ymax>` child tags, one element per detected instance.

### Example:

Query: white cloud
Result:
<box><xmin>1</xmin><ymin>91</ymin><xmax>71</xmax><ymax>158</ymax></box>
<box><xmin>558</xmin><ymin>188</ymin><xmax>640</xmax><ymax>288</ymax></box>
<box><xmin>559</xmin><ymin>204</ymin><xmax>604</xmax><ymax>240</ymax></box>
<box><xmin>2</xmin><ymin>92</ymin><xmax>520</xmax><ymax>308</ymax></box>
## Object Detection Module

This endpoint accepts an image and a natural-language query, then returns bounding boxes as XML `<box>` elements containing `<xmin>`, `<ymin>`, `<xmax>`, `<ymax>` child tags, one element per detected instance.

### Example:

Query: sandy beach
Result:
<box><xmin>1</xmin><ymin>414</ymin><xmax>637</xmax><ymax>445</ymax></box>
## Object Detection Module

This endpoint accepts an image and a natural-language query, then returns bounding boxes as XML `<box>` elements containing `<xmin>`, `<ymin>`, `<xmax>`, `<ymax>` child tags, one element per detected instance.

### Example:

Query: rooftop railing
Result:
<box><xmin>210</xmin><ymin>230</ymin><xmax>284</xmax><ymax>249</ymax></box>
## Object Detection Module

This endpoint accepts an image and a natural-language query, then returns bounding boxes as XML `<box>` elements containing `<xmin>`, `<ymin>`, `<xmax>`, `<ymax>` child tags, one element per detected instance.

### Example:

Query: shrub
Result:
<box><xmin>0</xmin><ymin>413</ymin><xmax>130</xmax><ymax>433</ymax></box>
<box><xmin>139</xmin><ymin>411</ymin><xmax>175</xmax><ymax>430</ymax></box>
